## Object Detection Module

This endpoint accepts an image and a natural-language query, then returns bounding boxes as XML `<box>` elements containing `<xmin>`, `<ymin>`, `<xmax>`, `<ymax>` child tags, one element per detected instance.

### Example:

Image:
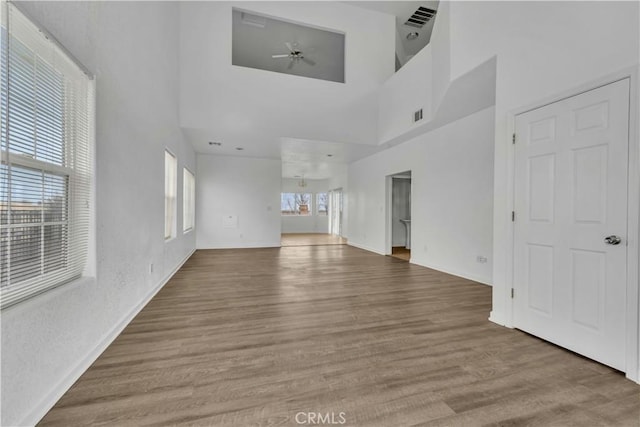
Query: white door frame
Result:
<box><xmin>503</xmin><ymin>66</ymin><xmax>639</xmax><ymax>383</ymax></box>
<box><xmin>385</xmin><ymin>176</ymin><xmax>393</xmax><ymax>255</ymax></box>
<box><xmin>385</xmin><ymin>171</ymin><xmax>412</xmax><ymax>256</ymax></box>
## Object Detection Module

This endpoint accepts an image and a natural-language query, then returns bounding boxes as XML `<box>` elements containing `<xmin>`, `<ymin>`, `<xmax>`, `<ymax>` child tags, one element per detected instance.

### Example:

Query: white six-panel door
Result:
<box><xmin>513</xmin><ymin>78</ymin><xmax>630</xmax><ymax>371</ymax></box>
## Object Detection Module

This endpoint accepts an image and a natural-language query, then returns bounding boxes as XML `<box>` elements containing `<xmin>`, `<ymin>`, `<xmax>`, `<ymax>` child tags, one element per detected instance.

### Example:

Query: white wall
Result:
<box><xmin>281</xmin><ymin>178</ymin><xmax>330</xmax><ymax>234</ymax></box>
<box><xmin>196</xmin><ymin>155</ymin><xmax>281</xmax><ymax>249</ymax></box>
<box><xmin>348</xmin><ymin>107</ymin><xmax>495</xmax><ymax>285</ymax></box>
<box><xmin>378</xmin><ymin>44</ymin><xmax>433</xmax><ymax>143</ymax></box>
<box><xmin>442</xmin><ymin>1</ymin><xmax>640</xmax><ymax>325</ymax></box>
<box><xmin>0</xmin><ymin>2</ymin><xmax>196</xmax><ymax>426</ymax></box>
<box><xmin>377</xmin><ymin>2</ymin><xmax>495</xmax><ymax>150</ymax></box>
<box><xmin>377</xmin><ymin>1</ymin><xmax>454</xmax><ymax>145</ymax></box>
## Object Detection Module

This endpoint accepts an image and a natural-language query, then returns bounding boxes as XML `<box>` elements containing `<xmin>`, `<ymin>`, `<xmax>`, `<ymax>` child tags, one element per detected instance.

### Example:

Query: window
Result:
<box><xmin>164</xmin><ymin>150</ymin><xmax>177</xmax><ymax>239</ymax></box>
<box><xmin>281</xmin><ymin>193</ymin><xmax>312</xmax><ymax>216</ymax></box>
<box><xmin>317</xmin><ymin>193</ymin><xmax>328</xmax><ymax>215</ymax></box>
<box><xmin>183</xmin><ymin>167</ymin><xmax>195</xmax><ymax>232</ymax></box>
<box><xmin>0</xmin><ymin>4</ymin><xmax>94</xmax><ymax>308</ymax></box>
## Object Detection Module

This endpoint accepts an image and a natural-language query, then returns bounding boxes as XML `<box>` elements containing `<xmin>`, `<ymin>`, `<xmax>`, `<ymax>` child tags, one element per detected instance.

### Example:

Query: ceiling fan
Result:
<box><xmin>272</xmin><ymin>42</ymin><xmax>316</xmax><ymax>69</ymax></box>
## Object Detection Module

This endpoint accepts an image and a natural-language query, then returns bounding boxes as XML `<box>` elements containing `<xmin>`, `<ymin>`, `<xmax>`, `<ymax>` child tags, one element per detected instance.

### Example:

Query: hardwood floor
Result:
<box><xmin>39</xmin><ymin>246</ymin><xmax>639</xmax><ymax>426</ymax></box>
<box><xmin>281</xmin><ymin>233</ymin><xmax>347</xmax><ymax>247</ymax></box>
<box><xmin>391</xmin><ymin>246</ymin><xmax>411</xmax><ymax>261</ymax></box>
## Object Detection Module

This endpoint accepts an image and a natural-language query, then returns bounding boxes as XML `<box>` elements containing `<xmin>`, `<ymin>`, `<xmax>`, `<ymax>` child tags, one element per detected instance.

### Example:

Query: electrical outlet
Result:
<box><xmin>476</xmin><ymin>256</ymin><xmax>488</xmax><ymax>263</ymax></box>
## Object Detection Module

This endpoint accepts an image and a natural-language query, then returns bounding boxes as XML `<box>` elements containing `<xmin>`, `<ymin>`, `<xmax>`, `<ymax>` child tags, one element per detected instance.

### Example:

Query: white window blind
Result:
<box><xmin>0</xmin><ymin>3</ymin><xmax>94</xmax><ymax>308</ymax></box>
<box><xmin>183</xmin><ymin>167</ymin><xmax>194</xmax><ymax>232</ymax></box>
<box><xmin>164</xmin><ymin>150</ymin><xmax>176</xmax><ymax>239</ymax></box>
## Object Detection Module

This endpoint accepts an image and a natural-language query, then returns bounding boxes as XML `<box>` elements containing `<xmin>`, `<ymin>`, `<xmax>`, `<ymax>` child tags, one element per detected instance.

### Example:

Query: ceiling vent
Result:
<box><xmin>241</xmin><ymin>12</ymin><xmax>266</xmax><ymax>28</ymax></box>
<box><xmin>404</xmin><ymin>7</ymin><xmax>437</xmax><ymax>29</ymax></box>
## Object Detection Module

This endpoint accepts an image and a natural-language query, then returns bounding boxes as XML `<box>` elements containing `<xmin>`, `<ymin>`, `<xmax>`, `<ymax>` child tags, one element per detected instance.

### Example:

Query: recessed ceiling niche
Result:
<box><xmin>232</xmin><ymin>9</ymin><xmax>345</xmax><ymax>83</ymax></box>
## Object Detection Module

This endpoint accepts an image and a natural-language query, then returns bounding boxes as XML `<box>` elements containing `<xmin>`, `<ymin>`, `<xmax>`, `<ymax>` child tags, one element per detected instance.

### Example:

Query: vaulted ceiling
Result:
<box><xmin>179</xmin><ymin>1</ymin><xmax>435</xmax><ymax>179</ymax></box>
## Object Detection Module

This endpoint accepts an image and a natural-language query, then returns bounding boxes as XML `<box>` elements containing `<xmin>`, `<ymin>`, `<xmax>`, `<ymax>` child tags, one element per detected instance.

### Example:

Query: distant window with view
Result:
<box><xmin>281</xmin><ymin>193</ymin><xmax>312</xmax><ymax>216</ymax></box>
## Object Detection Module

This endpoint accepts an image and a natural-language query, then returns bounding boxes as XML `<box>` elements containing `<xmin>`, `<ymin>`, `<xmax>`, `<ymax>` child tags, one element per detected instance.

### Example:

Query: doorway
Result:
<box><xmin>512</xmin><ymin>78</ymin><xmax>630</xmax><ymax>371</ymax></box>
<box><xmin>387</xmin><ymin>171</ymin><xmax>412</xmax><ymax>261</ymax></box>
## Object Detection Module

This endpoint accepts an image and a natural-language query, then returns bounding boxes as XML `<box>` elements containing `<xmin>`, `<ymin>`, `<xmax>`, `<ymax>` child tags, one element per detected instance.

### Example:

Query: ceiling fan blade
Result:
<box><xmin>301</xmin><ymin>57</ymin><xmax>316</xmax><ymax>66</ymax></box>
<box><xmin>285</xmin><ymin>42</ymin><xmax>294</xmax><ymax>53</ymax></box>
<box><xmin>272</xmin><ymin>54</ymin><xmax>289</xmax><ymax>58</ymax></box>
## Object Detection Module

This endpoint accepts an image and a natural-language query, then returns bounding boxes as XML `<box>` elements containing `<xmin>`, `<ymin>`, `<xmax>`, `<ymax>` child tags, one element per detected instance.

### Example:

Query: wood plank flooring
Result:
<box><xmin>391</xmin><ymin>247</ymin><xmax>411</xmax><ymax>262</ymax></box>
<box><xmin>39</xmin><ymin>245</ymin><xmax>640</xmax><ymax>426</ymax></box>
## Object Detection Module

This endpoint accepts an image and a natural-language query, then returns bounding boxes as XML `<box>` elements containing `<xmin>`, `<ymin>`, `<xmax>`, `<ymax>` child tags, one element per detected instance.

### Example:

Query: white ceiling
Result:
<box><xmin>180</xmin><ymin>2</ymin><xmax>436</xmax><ymax>179</ymax></box>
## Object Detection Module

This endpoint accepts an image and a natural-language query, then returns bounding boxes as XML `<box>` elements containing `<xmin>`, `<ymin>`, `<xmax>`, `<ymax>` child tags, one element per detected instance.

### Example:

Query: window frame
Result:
<box><xmin>164</xmin><ymin>149</ymin><xmax>177</xmax><ymax>240</ymax></box>
<box><xmin>182</xmin><ymin>167</ymin><xmax>195</xmax><ymax>233</ymax></box>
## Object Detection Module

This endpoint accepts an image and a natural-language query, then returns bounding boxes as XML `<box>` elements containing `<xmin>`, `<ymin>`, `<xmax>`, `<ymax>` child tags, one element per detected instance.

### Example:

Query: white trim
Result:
<box><xmin>200</xmin><ymin>242</ymin><xmax>281</xmax><ymax>250</ymax></box>
<box><xmin>385</xmin><ymin>175</ymin><xmax>393</xmax><ymax>255</ymax></box>
<box><xmin>625</xmin><ymin>66</ymin><xmax>640</xmax><ymax>383</ymax></box>
<box><xmin>164</xmin><ymin>149</ymin><xmax>178</xmax><ymax>241</ymax></box>
<box><xmin>501</xmin><ymin>65</ymin><xmax>640</xmax><ymax>383</ymax></box>
<box><xmin>347</xmin><ymin>241</ymin><xmax>385</xmax><ymax>256</ymax></box>
<box><xmin>411</xmin><ymin>258</ymin><xmax>492</xmax><ymax>286</ymax></box>
<box><xmin>20</xmin><ymin>248</ymin><xmax>196</xmax><ymax>427</ymax></box>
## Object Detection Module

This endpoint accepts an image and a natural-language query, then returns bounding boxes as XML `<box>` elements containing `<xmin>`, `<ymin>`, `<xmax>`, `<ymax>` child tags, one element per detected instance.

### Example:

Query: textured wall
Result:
<box><xmin>1</xmin><ymin>2</ymin><xmax>196</xmax><ymax>425</ymax></box>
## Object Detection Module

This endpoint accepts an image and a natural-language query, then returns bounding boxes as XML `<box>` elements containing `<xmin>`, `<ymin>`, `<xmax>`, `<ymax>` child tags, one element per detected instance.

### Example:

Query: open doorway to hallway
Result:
<box><xmin>387</xmin><ymin>171</ymin><xmax>412</xmax><ymax>261</ymax></box>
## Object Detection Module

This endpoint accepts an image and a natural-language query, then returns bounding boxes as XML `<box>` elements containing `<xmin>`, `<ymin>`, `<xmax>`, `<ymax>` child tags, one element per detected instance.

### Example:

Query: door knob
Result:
<box><xmin>604</xmin><ymin>235</ymin><xmax>622</xmax><ymax>245</ymax></box>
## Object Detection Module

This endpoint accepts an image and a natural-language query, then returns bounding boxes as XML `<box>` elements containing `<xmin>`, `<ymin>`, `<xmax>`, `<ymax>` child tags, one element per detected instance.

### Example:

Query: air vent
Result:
<box><xmin>241</xmin><ymin>12</ymin><xmax>266</xmax><ymax>28</ymax></box>
<box><xmin>404</xmin><ymin>6</ymin><xmax>437</xmax><ymax>29</ymax></box>
<box><xmin>414</xmin><ymin>108</ymin><xmax>423</xmax><ymax>123</ymax></box>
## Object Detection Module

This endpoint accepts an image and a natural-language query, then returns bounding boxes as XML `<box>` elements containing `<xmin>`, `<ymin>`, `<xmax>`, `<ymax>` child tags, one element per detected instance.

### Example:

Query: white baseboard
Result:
<box><xmin>197</xmin><ymin>242</ymin><xmax>280</xmax><ymax>249</ymax></box>
<box><xmin>410</xmin><ymin>258</ymin><xmax>493</xmax><ymax>286</ymax></box>
<box><xmin>489</xmin><ymin>310</ymin><xmax>510</xmax><ymax>327</ymax></box>
<box><xmin>21</xmin><ymin>248</ymin><xmax>196</xmax><ymax>427</ymax></box>
<box><xmin>347</xmin><ymin>241</ymin><xmax>385</xmax><ymax>255</ymax></box>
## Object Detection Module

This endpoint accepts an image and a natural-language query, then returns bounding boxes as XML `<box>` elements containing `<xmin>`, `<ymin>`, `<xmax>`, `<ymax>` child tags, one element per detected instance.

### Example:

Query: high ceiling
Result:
<box><xmin>180</xmin><ymin>2</ymin><xmax>436</xmax><ymax>179</ymax></box>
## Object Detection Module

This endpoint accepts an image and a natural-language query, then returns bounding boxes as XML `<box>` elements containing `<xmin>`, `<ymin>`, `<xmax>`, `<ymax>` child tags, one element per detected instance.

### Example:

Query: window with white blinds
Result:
<box><xmin>183</xmin><ymin>167</ymin><xmax>195</xmax><ymax>232</ymax></box>
<box><xmin>0</xmin><ymin>4</ymin><xmax>94</xmax><ymax>308</ymax></box>
<box><xmin>164</xmin><ymin>150</ymin><xmax>177</xmax><ymax>240</ymax></box>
